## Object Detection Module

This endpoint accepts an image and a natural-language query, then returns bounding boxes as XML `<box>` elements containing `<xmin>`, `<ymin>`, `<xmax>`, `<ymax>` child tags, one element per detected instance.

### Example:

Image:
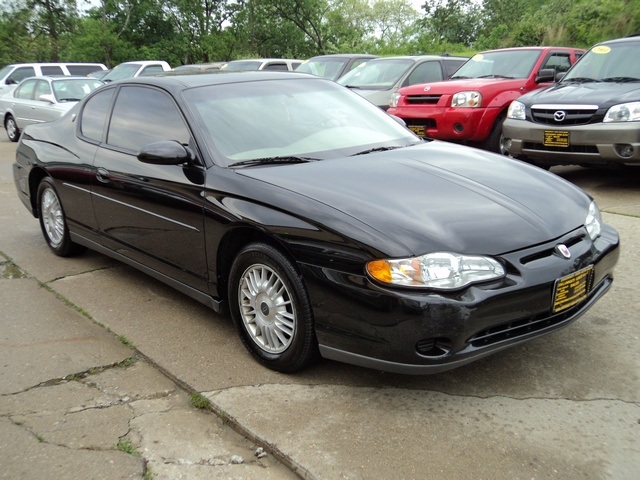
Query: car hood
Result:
<box><xmin>519</xmin><ymin>81</ymin><xmax>640</xmax><ymax>106</ymax></box>
<box><xmin>402</xmin><ymin>78</ymin><xmax>526</xmax><ymax>95</ymax></box>
<box><xmin>236</xmin><ymin>142</ymin><xmax>590</xmax><ymax>257</ymax></box>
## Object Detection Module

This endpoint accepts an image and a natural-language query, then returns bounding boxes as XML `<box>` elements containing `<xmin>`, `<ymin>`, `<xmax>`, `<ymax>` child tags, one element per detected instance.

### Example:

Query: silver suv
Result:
<box><xmin>503</xmin><ymin>35</ymin><xmax>640</xmax><ymax>167</ymax></box>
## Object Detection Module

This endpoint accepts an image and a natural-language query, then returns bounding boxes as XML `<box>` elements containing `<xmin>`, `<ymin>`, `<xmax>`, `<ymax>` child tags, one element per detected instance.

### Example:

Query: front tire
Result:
<box><xmin>5</xmin><ymin>115</ymin><xmax>20</xmax><ymax>142</ymax></box>
<box><xmin>37</xmin><ymin>178</ymin><xmax>84</xmax><ymax>257</ymax></box>
<box><xmin>228</xmin><ymin>243</ymin><xmax>318</xmax><ymax>373</ymax></box>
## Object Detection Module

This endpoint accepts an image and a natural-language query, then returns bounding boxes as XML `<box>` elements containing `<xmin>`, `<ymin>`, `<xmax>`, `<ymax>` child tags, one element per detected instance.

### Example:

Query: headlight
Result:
<box><xmin>603</xmin><ymin>102</ymin><xmax>640</xmax><ymax>122</ymax></box>
<box><xmin>366</xmin><ymin>252</ymin><xmax>505</xmax><ymax>290</ymax></box>
<box><xmin>507</xmin><ymin>101</ymin><xmax>526</xmax><ymax>120</ymax></box>
<box><xmin>585</xmin><ymin>201</ymin><xmax>602</xmax><ymax>240</ymax></box>
<box><xmin>451</xmin><ymin>91</ymin><xmax>482</xmax><ymax>108</ymax></box>
<box><xmin>389</xmin><ymin>92</ymin><xmax>402</xmax><ymax>108</ymax></box>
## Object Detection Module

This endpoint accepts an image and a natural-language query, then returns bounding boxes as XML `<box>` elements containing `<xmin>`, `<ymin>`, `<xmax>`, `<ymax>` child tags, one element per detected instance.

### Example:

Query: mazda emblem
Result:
<box><xmin>554</xmin><ymin>111</ymin><xmax>566</xmax><ymax>122</ymax></box>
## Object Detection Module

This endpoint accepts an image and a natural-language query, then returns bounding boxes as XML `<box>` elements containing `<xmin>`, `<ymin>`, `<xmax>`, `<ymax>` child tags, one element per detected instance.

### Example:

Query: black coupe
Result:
<box><xmin>12</xmin><ymin>72</ymin><xmax>620</xmax><ymax>374</ymax></box>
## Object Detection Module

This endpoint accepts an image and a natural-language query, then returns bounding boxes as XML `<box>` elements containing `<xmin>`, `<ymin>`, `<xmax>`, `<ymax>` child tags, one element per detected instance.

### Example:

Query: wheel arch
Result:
<box><xmin>215</xmin><ymin>225</ymin><xmax>300</xmax><ymax>306</ymax></box>
<box><xmin>28</xmin><ymin>167</ymin><xmax>50</xmax><ymax>216</ymax></box>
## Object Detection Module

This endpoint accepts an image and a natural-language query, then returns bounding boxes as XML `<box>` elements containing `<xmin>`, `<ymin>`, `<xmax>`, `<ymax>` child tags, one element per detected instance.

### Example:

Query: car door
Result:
<box><xmin>10</xmin><ymin>79</ymin><xmax>38</xmax><ymax>128</ymax></box>
<box><xmin>30</xmin><ymin>80</ymin><xmax>65</xmax><ymax>124</ymax></box>
<box><xmin>89</xmin><ymin>84</ymin><xmax>209</xmax><ymax>291</ymax></box>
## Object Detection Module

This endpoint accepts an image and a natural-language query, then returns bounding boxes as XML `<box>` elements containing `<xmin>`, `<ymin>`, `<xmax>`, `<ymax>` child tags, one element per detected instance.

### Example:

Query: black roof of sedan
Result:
<box><xmin>116</xmin><ymin>71</ymin><xmax>316</xmax><ymax>92</ymax></box>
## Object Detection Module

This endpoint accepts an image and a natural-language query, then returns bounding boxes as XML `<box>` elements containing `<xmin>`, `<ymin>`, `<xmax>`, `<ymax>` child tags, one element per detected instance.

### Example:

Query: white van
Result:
<box><xmin>0</xmin><ymin>63</ymin><xmax>107</xmax><ymax>93</ymax></box>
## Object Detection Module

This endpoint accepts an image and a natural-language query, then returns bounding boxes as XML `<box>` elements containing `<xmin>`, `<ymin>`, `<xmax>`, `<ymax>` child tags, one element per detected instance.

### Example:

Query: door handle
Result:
<box><xmin>96</xmin><ymin>167</ymin><xmax>110</xmax><ymax>183</ymax></box>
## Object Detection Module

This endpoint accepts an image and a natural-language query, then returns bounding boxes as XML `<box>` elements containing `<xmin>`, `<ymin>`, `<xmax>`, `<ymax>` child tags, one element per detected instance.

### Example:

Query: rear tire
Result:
<box><xmin>228</xmin><ymin>243</ymin><xmax>318</xmax><ymax>373</ymax></box>
<box><xmin>37</xmin><ymin>178</ymin><xmax>84</xmax><ymax>257</ymax></box>
<box><xmin>5</xmin><ymin>115</ymin><xmax>20</xmax><ymax>142</ymax></box>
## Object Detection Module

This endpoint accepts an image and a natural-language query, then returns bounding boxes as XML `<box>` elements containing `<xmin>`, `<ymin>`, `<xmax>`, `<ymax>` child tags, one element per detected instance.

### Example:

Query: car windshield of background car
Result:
<box><xmin>451</xmin><ymin>50</ymin><xmax>542</xmax><ymax>80</ymax></box>
<box><xmin>52</xmin><ymin>79</ymin><xmax>103</xmax><ymax>102</ymax></box>
<box><xmin>296</xmin><ymin>58</ymin><xmax>345</xmax><ymax>79</ymax></box>
<box><xmin>563</xmin><ymin>42</ymin><xmax>640</xmax><ymax>82</ymax></box>
<box><xmin>338</xmin><ymin>59</ymin><xmax>413</xmax><ymax>89</ymax></box>
<box><xmin>183</xmin><ymin>78</ymin><xmax>418</xmax><ymax>166</ymax></box>
<box><xmin>221</xmin><ymin>61</ymin><xmax>263</xmax><ymax>71</ymax></box>
<box><xmin>102</xmin><ymin>64</ymin><xmax>141</xmax><ymax>81</ymax></box>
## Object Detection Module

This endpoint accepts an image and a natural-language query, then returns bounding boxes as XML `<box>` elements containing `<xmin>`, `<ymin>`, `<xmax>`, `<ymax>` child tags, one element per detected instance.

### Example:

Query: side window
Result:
<box><xmin>404</xmin><ymin>61</ymin><xmax>444</xmax><ymax>87</ymax></box>
<box><xmin>8</xmin><ymin>67</ymin><xmax>35</xmax><ymax>84</ymax></box>
<box><xmin>15</xmin><ymin>79</ymin><xmax>36</xmax><ymax>99</ymax></box>
<box><xmin>34</xmin><ymin>80</ymin><xmax>51</xmax><ymax>99</ymax></box>
<box><xmin>41</xmin><ymin>65</ymin><xmax>64</xmax><ymax>76</ymax></box>
<box><xmin>67</xmin><ymin>65</ymin><xmax>101</xmax><ymax>75</ymax></box>
<box><xmin>444</xmin><ymin>60</ymin><xmax>465</xmax><ymax>78</ymax></box>
<box><xmin>107</xmin><ymin>86</ymin><xmax>189</xmax><ymax>152</ymax></box>
<box><xmin>543</xmin><ymin>53</ymin><xmax>571</xmax><ymax>75</ymax></box>
<box><xmin>80</xmin><ymin>88</ymin><xmax>116</xmax><ymax>142</ymax></box>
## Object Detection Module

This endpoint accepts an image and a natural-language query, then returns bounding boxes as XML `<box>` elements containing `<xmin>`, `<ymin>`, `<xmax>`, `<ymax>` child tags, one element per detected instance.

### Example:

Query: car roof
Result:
<box><xmin>306</xmin><ymin>54</ymin><xmax>378</xmax><ymax>60</ymax></box>
<box><xmin>109</xmin><ymin>71</ymin><xmax>319</xmax><ymax>92</ymax></box>
<box><xmin>18</xmin><ymin>75</ymin><xmax>103</xmax><ymax>82</ymax></box>
<box><xmin>366</xmin><ymin>55</ymin><xmax>467</xmax><ymax>62</ymax></box>
<box><xmin>598</xmin><ymin>35</ymin><xmax>640</xmax><ymax>45</ymax></box>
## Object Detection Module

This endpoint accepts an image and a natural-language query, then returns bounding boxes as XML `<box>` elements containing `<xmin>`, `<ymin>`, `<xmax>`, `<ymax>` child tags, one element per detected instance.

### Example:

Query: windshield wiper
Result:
<box><xmin>351</xmin><ymin>146</ymin><xmax>402</xmax><ymax>156</ymax></box>
<box><xmin>601</xmin><ymin>77</ymin><xmax>640</xmax><ymax>83</ymax></box>
<box><xmin>230</xmin><ymin>156</ymin><xmax>318</xmax><ymax>168</ymax></box>
<box><xmin>478</xmin><ymin>74</ymin><xmax>516</xmax><ymax>79</ymax></box>
<box><xmin>563</xmin><ymin>77</ymin><xmax>601</xmax><ymax>83</ymax></box>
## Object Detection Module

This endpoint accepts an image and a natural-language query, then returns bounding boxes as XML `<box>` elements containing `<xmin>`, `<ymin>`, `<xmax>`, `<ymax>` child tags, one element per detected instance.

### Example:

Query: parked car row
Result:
<box><xmin>3</xmin><ymin>35</ymin><xmax>639</xmax><ymax>167</ymax></box>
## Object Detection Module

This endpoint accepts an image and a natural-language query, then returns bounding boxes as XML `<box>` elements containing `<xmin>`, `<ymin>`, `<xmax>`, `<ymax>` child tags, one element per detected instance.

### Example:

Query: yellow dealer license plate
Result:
<box><xmin>544</xmin><ymin>130</ymin><xmax>570</xmax><ymax>147</ymax></box>
<box><xmin>552</xmin><ymin>266</ymin><xmax>594</xmax><ymax>313</ymax></box>
<box><xmin>409</xmin><ymin>125</ymin><xmax>426</xmax><ymax>137</ymax></box>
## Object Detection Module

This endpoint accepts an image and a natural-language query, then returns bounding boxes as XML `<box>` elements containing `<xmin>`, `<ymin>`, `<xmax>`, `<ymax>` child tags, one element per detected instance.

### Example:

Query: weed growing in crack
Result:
<box><xmin>190</xmin><ymin>392</ymin><xmax>210</xmax><ymax>409</ymax></box>
<box><xmin>116</xmin><ymin>439</ymin><xmax>140</xmax><ymax>457</ymax></box>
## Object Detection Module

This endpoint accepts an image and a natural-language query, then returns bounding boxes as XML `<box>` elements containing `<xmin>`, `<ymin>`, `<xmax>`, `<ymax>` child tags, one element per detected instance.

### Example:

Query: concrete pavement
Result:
<box><xmin>1</xmin><ymin>133</ymin><xmax>639</xmax><ymax>479</ymax></box>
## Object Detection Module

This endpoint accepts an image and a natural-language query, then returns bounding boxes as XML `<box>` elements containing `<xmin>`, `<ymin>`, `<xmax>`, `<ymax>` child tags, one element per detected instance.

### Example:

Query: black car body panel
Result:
<box><xmin>13</xmin><ymin>72</ymin><xmax>620</xmax><ymax>374</ymax></box>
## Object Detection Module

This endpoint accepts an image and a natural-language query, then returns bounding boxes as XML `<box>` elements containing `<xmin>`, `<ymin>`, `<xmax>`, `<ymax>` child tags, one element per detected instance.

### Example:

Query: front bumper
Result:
<box><xmin>389</xmin><ymin>105</ymin><xmax>496</xmax><ymax>143</ymax></box>
<box><xmin>303</xmin><ymin>224</ymin><xmax>620</xmax><ymax>374</ymax></box>
<box><xmin>503</xmin><ymin>119</ymin><xmax>640</xmax><ymax>166</ymax></box>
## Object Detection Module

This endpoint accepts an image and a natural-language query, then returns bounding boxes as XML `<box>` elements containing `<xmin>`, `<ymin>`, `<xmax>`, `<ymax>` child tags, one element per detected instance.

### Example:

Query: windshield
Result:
<box><xmin>102</xmin><ymin>64</ymin><xmax>142</xmax><ymax>82</ymax></box>
<box><xmin>184</xmin><ymin>78</ymin><xmax>419</xmax><ymax>166</ymax></box>
<box><xmin>296</xmin><ymin>58</ymin><xmax>348</xmax><ymax>80</ymax></box>
<box><xmin>563</xmin><ymin>41</ymin><xmax>640</xmax><ymax>82</ymax></box>
<box><xmin>338</xmin><ymin>59</ymin><xmax>414</xmax><ymax>89</ymax></box>
<box><xmin>52</xmin><ymin>78</ymin><xmax>104</xmax><ymax>102</ymax></box>
<box><xmin>451</xmin><ymin>50</ymin><xmax>542</xmax><ymax>80</ymax></box>
<box><xmin>221</xmin><ymin>61</ymin><xmax>263</xmax><ymax>71</ymax></box>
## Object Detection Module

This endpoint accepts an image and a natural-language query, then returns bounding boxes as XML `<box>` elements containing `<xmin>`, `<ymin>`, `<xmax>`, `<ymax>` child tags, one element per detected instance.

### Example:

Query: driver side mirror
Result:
<box><xmin>137</xmin><ymin>140</ymin><xmax>190</xmax><ymax>165</ymax></box>
<box><xmin>38</xmin><ymin>94</ymin><xmax>56</xmax><ymax>104</ymax></box>
<box><xmin>535</xmin><ymin>68</ymin><xmax>557</xmax><ymax>83</ymax></box>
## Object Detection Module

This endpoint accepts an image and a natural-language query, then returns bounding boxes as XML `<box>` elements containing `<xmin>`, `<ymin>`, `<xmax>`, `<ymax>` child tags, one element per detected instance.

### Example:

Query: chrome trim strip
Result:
<box><xmin>531</xmin><ymin>104</ymin><xmax>599</xmax><ymax>109</ymax></box>
<box><xmin>63</xmin><ymin>182</ymin><xmax>200</xmax><ymax>232</ymax></box>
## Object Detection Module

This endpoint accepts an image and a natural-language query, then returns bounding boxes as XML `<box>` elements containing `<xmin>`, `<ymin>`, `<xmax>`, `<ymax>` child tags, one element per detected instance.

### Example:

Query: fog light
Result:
<box><xmin>454</xmin><ymin>123</ymin><xmax>464</xmax><ymax>133</ymax></box>
<box><xmin>614</xmin><ymin>144</ymin><xmax>634</xmax><ymax>158</ymax></box>
<box><xmin>416</xmin><ymin>338</ymin><xmax>452</xmax><ymax>357</ymax></box>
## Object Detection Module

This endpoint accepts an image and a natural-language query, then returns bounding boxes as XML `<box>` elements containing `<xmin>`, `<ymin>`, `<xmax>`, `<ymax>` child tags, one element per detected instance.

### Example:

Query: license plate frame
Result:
<box><xmin>408</xmin><ymin>125</ymin><xmax>426</xmax><ymax>137</ymax></box>
<box><xmin>544</xmin><ymin>130</ymin><xmax>570</xmax><ymax>148</ymax></box>
<box><xmin>552</xmin><ymin>265</ymin><xmax>594</xmax><ymax>313</ymax></box>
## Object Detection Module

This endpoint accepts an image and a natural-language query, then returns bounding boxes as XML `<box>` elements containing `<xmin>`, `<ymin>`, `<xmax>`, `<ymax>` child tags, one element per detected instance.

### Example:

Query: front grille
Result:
<box><xmin>531</xmin><ymin>107</ymin><xmax>598</xmax><ymax>125</ymax></box>
<box><xmin>523</xmin><ymin>142</ymin><xmax>599</xmax><ymax>154</ymax></box>
<box><xmin>468</xmin><ymin>308</ymin><xmax>576</xmax><ymax>347</ymax></box>
<box><xmin>406</xmin><ymin>94</ymin><xmax>442</xmax><ymax>105</ymax></box>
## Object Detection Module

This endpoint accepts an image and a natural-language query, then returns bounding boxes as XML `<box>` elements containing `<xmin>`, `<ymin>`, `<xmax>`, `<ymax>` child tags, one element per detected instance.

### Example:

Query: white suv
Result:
<box><xmin>0</xmin><ymin>63</ymin><xmax>107</xmax><ymax>93</ymax></box>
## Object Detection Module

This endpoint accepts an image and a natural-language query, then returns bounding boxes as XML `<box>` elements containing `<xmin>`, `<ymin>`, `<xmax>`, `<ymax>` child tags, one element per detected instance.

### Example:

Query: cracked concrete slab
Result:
<box><xmin>209</xmin><ymin>383</ymin><xmax>640</xmax><ymax>480</ymax></box>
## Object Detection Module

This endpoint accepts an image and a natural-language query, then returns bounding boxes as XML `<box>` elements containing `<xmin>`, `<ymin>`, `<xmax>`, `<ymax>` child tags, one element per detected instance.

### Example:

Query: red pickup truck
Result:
<box><xmin>387</xmin><ymin>47</ymin><xmax>585</xmax><ymax>154</ymax></box>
